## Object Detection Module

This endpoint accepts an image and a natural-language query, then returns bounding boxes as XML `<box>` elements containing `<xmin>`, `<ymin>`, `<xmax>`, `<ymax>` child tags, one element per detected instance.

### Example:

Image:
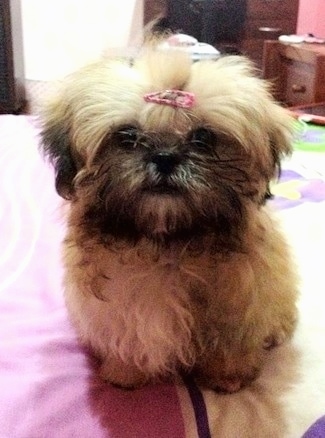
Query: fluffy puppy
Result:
<box><xmin>41</xmin><ymin>48</ymin><xmax>298</xmax><ymax>393</ymax></box>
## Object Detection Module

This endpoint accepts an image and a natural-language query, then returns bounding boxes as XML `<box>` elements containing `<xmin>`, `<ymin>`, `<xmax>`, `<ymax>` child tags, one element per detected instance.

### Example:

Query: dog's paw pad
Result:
<box><xmin>214</xmin><ymin>378</ymin><xmax>243</xmax><ymax>394</ymax></box>
<box><xmin>263</xmin><ymin>330</ymin><xmax>287</xmax><ymax>350</ymax></box>
<box><xmin>213</xmin><ymin>368</ymin><xmax>260</xmax><ymax>394</ymax></box>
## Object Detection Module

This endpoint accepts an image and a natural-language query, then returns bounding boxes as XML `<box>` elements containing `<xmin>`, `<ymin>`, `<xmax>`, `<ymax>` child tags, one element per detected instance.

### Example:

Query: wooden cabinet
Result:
<box><xmin>0</xmin><ymin>0</ymin><xmax>25</xmax><ymax>114</ymax></box>
<box><xmin>241</xmin><ymin>0</ymin><xmax>299</xmax><ymax>68</ymax></box>
<box><xmin>263</xmin><ymin>41</ymin><xmax>325</xmax><ymax>106</ymax></box>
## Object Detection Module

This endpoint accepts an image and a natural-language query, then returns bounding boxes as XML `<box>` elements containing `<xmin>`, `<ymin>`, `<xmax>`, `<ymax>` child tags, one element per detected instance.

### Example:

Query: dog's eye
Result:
<box><xmin>115</xmin><ymin>125</ymin><xmax>139</xmax><ymax>149</ymax></box>
<box><xmin>188</xmin><ymin>128</ymin><xmax>215</xmax><ymax>151</ymax></box>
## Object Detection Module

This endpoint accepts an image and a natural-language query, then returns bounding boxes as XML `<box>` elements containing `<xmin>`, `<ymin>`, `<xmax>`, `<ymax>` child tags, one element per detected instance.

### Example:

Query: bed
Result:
<box><xmin>1</xmin><ymin>115</ymin><xmax>325</xmax><ymax>438</ymax></box>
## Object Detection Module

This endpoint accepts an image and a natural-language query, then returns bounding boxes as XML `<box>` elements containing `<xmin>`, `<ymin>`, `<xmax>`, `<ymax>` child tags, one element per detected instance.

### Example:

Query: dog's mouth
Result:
<box><xmin>145</xmin><ymin>184</ymin><xmax>180</xmax><ymax>195</ymax></box>
<box><xmin>143</xmin><ymin>179</ymin><xmax>182</xmax><ymax>196</ymax></box>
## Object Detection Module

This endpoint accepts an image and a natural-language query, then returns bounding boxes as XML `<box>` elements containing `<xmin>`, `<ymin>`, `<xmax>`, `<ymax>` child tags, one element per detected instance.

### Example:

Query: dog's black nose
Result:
<box><xmin>151</xmin><ymin>152</ymin><xmax>181</xmax><ymax>174</ymax></box>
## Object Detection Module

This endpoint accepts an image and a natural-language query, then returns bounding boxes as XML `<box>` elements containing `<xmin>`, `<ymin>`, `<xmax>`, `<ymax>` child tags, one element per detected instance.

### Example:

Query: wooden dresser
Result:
<box><xmin>241</xmin><ymin>0</ymin><xmax>299</xmax><ymax>68</ymax></box>
<box><xmin>263</xmin><ymin>41</ymin><xmax>325</xmax><ymax>106</ymax></box>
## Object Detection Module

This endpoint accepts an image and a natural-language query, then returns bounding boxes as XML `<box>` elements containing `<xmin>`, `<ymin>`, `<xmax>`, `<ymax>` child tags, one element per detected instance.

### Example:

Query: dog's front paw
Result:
<box><xmin>194</xmin><ymin>348</ymin><xmax>264</xmax><ymax>394</ymax></box>
<box><xmin>214</xmin><ymin>367</ymin><xmax>261</xmax><ymax>394</ymax></box>
<box><xmin>99</xmin><ymin>358</ymin><xmax>149</xmax><ymax>389</ymax></box>
<box><xmin>196</xmin><ymin>365</ymin><xmax>261</xmax><ymax>394</ymax></box>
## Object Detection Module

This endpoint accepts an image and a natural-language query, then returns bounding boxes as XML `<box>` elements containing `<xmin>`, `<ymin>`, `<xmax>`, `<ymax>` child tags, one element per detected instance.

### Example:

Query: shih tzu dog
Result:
<box><xmin>41</xmin><ymin>47</ymin><xmax>298</xmax><ymax>393</ymax></box>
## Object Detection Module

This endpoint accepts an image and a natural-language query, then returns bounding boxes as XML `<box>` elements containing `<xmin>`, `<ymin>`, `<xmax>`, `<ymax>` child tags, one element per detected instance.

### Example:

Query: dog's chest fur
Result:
<box><xmin>63</xmin><ymin>235</ymin><xmax>253</xmax><ymax>375</ymax></box>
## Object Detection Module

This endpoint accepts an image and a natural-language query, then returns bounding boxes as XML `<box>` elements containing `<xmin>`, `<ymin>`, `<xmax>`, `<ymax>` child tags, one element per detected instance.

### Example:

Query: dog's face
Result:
<box><xmin>41</xmin><ymin>50</ymin><xmax>293</xmax><ymax>246</ymax></box>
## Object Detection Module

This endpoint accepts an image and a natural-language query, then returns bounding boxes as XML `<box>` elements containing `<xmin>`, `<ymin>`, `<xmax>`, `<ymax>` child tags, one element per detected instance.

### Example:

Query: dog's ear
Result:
<box><xmin>256</xmin><ymin>102</ymin><xmax>294</xmax><ymax>204</ymax></box>
<box><xmin>267</xmin><ymin>105</ymin><xmax>294</xmax><ymax>176</ymax></box>
<box><xmin>40</xmin><ymin>105</ymin><xmax>78</xmax><ymax>200</ymax></box>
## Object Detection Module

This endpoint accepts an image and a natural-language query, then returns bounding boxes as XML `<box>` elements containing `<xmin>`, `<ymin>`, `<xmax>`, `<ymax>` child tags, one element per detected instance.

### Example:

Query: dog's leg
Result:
<box><xmin>249</xmin><ymin>221</ymin><xmax>299</xmax><ymax>353</ymax></box>
<box><xmin>99</xmin><ymin>355</ymin><xmax>149</xmax><ymax>389</ymax></box>
<box><xmin>189</xmin><ymin>254</ymin><xmax>265</xmax><ymax>393</ymax></box>
<box><xmin>191</xmin><ymin>230</ymin><xmax>298</xmax><ymax>393</ymax></box>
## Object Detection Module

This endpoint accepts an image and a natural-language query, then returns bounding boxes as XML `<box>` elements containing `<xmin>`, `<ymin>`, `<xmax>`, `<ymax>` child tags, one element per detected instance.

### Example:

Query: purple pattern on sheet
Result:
<box><xmin>301</xmin><ymin>130</ymin><xmax>324</xmax><ymax>143</ymax></box>
<box><xmin>183</xmin><ymin>377</ymin><xmax>211</xmax><ymax>438</ymax></box>
<box><xmin>271</xmin><ymin>170</ymin><xmax>325</xmax><ymax>209</ymax></box>
<box><xmin>303</xmin><ymin>416</ymin><xmax>325</xmax><ymax>438</ymax></box>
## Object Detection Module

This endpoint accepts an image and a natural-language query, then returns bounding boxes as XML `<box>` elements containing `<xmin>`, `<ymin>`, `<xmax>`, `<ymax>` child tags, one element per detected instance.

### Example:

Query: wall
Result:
<box><xmin>297</xmin><ymin>0</ymin><xmax>325</xmax><ymax>37</ymax></box>
<box><xmin>21</xmin><ymin>0</ymin><xmax>143</xmax><ymax>81</ymax></box>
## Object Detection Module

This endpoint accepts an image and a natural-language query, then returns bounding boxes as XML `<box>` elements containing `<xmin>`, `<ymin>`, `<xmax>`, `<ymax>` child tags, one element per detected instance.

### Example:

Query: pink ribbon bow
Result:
<box><xmin>143</xmin><ymin>90</ymin><xmax>195</xmax><ymax>109</ymax></box>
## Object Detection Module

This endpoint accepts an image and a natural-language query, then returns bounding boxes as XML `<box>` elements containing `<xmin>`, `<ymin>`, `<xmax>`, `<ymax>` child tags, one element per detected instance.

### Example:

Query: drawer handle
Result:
<box><xmin>291</xmin><ymin>84</ymin><xmax>306</xmax><ymax>93</ymax></box>
<box><xmin>258</xmin><ymin>27</ymin><xmax>282</xmax><ymax>33</ymax></box>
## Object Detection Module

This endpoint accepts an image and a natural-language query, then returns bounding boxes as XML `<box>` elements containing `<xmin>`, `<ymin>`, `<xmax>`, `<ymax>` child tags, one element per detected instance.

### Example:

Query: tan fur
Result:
<box><xmin>41</xmin><ymin>47</ymin><xmax>298</xmax><ymax>392</ymax></box>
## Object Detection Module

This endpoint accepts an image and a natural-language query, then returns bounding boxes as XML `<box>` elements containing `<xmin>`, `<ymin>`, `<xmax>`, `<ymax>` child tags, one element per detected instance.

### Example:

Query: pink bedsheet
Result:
<box><xmin>0</xmin><ymin>116</ymin><xmax>191</xmax><ymax>438</ymax></box>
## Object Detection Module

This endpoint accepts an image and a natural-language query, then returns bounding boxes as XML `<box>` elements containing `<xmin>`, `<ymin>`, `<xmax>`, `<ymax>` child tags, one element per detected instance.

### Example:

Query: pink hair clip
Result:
<box><xmin>143</xmin><ymin>90</ymin><xmax>195</xmax><ymax>109</ymax></box>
